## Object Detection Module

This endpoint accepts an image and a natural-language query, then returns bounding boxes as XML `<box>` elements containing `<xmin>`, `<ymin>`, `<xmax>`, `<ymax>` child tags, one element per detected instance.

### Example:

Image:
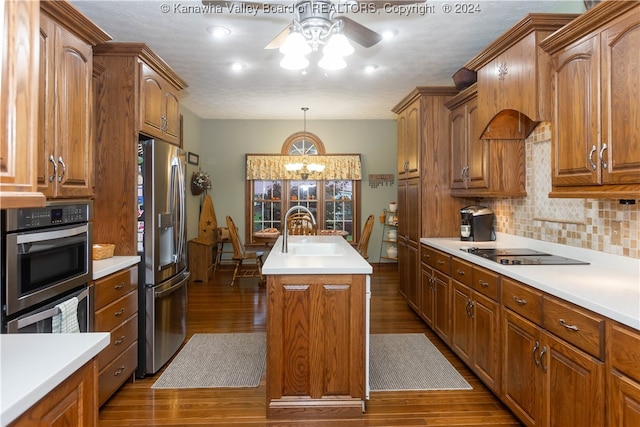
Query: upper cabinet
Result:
<box><xmin>466</xmin><ymin>14</ymin><xmax>578</xmax><ymax>140</ymax></box>
<box><xmin>139</xmin><ymin>63</ymin><xmax>182</xmax><ymax>144</ymax></box>
<box><xmin>37</xmin><ymin>1</ymin><xmax>110</xmax><ymax>199</ymax></box>
<box><xmin>0</xmin><ymin>0</ymin><xmax>45</xmax><ymax>208</ymax></box>
<box><xmin>394</xmin><ymin>97</ymin><xmax>420</xmax><ymax>179</ymax></box>
<box><xmin>446</xmin><ymin>84</ymin><xmax>525</xmax><ymax>197</ymax></box>
<box><xmin>541</xmin><ymin>1</ymin><xmax>640</xmax><ymax>198</ymax></box>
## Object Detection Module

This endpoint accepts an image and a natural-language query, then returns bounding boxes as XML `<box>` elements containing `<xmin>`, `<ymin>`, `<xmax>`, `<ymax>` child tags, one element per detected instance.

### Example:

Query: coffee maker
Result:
<box><xmin>460</xmin><ymin>206</ymin><xmax>495</xmax><ymax>241</ymax></box>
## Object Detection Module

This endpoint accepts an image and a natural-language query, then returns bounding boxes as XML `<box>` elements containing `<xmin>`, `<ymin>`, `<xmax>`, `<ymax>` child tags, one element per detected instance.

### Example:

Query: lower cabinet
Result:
<box><xmin>420</xmin><ymin>264</ymin><xmax>450</xmax><ymax>343</ymax></box>
<box><xmin>607</xmin><ymin>321</ymin><xmax>640</xmax><ymax>426</ymax></box>
<box><xmin>93</xmin><ymin>266</ymin><xmax>138</xmax><ymax>406</ymax></box>
<box><xmin>9</xmin><ymin>359</ymin><xmax>98</xmax><ymax>426</ymax></box>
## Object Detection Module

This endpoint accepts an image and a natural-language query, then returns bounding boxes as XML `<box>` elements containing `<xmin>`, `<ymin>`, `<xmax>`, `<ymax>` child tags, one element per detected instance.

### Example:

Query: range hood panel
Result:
<box><xmin>480</xmin><ymin>109</ymin><xmax>537</xmax><ymax>140</ymax></box>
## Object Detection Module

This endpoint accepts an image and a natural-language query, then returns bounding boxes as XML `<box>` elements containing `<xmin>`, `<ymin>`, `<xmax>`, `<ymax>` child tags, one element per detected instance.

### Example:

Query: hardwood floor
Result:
<box><xmin>98</xmin><ymin>264</ymin><xmax>521</xmax><ymax>426</ymax></box>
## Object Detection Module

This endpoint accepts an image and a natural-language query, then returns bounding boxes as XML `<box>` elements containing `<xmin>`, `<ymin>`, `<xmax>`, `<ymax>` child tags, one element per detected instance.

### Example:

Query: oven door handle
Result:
<box><xmin>16</xmin><ymin>224</ymin><xmax>89</xmax><ymax>245</ymax></box>
<box><xmin>15</xmin><ymin>287</ymin><xmax>90</xmax><ymax>329</ymax></box>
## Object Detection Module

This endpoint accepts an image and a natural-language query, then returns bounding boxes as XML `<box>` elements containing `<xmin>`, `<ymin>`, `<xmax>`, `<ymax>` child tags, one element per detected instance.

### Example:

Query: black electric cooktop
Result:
<box><xmin>460</xmin><ymin>247</ymin><xmax>590</xmax><ymax>266</ymax></box>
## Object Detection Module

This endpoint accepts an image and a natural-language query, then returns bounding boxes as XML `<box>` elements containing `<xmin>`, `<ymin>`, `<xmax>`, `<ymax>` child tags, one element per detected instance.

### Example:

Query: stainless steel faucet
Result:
<box><xmin>282</xmin><ymin>206</ymin><xmax>316</xmax><ymax>253</ymax></box>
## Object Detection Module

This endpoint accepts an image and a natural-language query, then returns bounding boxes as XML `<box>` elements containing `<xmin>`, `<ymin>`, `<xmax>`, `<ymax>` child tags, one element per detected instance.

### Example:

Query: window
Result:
<box><xmin>246</xmin><ymin>133</ymin><xmax>362</xmax><ymax>244</ymax></box>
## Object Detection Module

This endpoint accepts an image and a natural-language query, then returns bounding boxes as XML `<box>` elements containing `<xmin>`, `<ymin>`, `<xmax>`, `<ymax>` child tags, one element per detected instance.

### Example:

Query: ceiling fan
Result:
<box><xmin>202</xmin><ymin>0</ymin><xmax>424</xmax><ymax>50</ymax></box>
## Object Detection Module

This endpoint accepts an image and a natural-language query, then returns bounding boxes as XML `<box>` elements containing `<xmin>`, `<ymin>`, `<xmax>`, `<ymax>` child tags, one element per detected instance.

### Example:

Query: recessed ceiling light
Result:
<box><xmin>231</xmin><ymin>62</ymin><xmax>245</xmax><ymax>72</ymax></box>
<box><xmin>382</xmin><ymin>29</ymin><xmax>397</xmax><ymax>40</ymax></box>
<box><xmin>364</xmin><ymin>65</ymin><xmax>379</xmax><ymax>74</ymax></box>
<box><xmin>207</xmin><ymin>25</ymin><xmax>231</xmax><ymax>38</ymax></box>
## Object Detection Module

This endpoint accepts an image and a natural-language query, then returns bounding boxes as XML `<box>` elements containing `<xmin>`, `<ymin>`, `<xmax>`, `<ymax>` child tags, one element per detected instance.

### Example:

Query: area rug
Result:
<box><xmin>151</xmin><ymin>332</ymin><xmax>266</xmax><ymax>389</ymax></box>
<box><xmin>369</xmin><ymin>333</ymin><xmax>472</xmax><ymax>391</ymax></box>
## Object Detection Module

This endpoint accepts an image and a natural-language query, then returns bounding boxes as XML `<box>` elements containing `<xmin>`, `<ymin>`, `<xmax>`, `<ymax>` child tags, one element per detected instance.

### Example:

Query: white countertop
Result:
<box><xmin>93</xmin><ymin>255</ymin><xmax>140</xmax><ymax>280</ymax></box>
<box><xmin>421</xmin><ymin>233</ymin><xmax>640</xmax><ymax>331</ymax></box>
<box><xmin>263</xmin><ymin>235</ymin><xmax>373</xmax><ymax>275</ymax></box>
<box><xmin>0</xmin><ymin>333</ymin><xmax>110</xmax><ymax>426</ymax></box>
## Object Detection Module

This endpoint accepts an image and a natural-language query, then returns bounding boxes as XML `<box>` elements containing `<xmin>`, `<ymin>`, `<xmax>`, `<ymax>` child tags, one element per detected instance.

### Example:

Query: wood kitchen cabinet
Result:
<box><xmin>502</xmin><ymin>277</ymin><xmax>605</xmax><ymax>427</ymax></box>
<box><xmin>450</xmin><ymin>258</ymin><xmax>501</xmax><ymax>394</ymax></box>
<box><xmin>396</xmin><ymin>97</ymin><xmax>420</xmax><ymax>179</ymax></box>
<box><xmin>36</xmin><ymin>2</ymin><xmax>110</xmax><ymax>199</ymax></box>
<box><xmin>420</xmin><ymin>247</ymin><xmax>451</xmax><ymax>344</ymax></box>
<box><xmin>0</xmin><ymin>0</ymin><xmax>46</xmax><ymax>209</ymax></box>
<box><xmin>540</xmin><ymin>2</ymin><xmax>640</xmax><ymax>198</ymax></box>
<box><xmin>139</xmin><ymin>63</ymin><xmax>181</xmax><ymax>145</ymax></box>
<box><xmin>266</xmin><ymin>274</ymin><xmax>366</xmax><ymax>419</ymax></box>
<box><xmin>445</xmin><ymin>84</ymin><xmax>525</xmax><ymax>197</ymax></box>
<box><xmin>465</xmin><ymin>14</ymin><xmax>577</xmax><ymax>140</ymax></box>
<box><xmin>92</xmin><ymin>43</ymin><xmax>187</xmax><ymax>255</ymax></box>
<box><xmin>93</xmin><ymin>266</ymin><xmax>138</xmax><ymax>406</ymax></box>
<box><xmin>8</xmin><ymin>358</ymin><xmax>99</xmax><ymax>427</ymax></box>
<box><xmin>606</xmin><ymin>321</ymin><xmax>640</xmax><ymax>426</ymax></box>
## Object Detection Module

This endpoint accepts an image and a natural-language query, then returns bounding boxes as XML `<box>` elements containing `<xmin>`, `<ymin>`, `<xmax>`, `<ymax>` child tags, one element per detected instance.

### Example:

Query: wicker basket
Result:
<box><xmin>92</xmin><ymin>244</ymin><xmax>115</xmax><ymax>260</ymax></box>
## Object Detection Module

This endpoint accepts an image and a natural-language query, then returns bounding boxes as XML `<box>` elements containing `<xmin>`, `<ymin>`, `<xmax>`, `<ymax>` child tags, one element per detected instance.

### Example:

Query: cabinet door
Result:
<box><xmin>405</xmin><ymin>102</ymin><xmax>420</xmax><ymax>178</ymax></box>
<box><xmin>551</xmin><ymin>34</ymin><xmax>600</xmax><ymax>187</ymax></box>
<box><xmin>544</xmin><ymin>332</ymin><xmax>604</xmax><ymax>427</ymax></box>
<box><xmin>449</xmin><ymin>104</ymin><xmax>467</xmax><ymax>189</ymax></box>
<box><xmin>1</xmin><ymin>0</ymin><xmax>44</xmax><ymax>207</ymax></box>
<box><xmin>465</xmin><ymin>98</ymin><xmax>488</xmax><ymax>189</ymax></box>
<box><xmin>163</xmin><ymin>89</ymin><xmax>181</xmax><ymax>143</ymax></box>
<box><xmin>53</xmin><ymin>25</ymin><xmax>93</xmax><ymax>197</ymax></box>
<box><xmin>502</xmin><ymin>308</ymin><xmax>544</xmax><ymax>426</ymax></box>
<box><xmin>405</xmin><ymin>178</ymin><xmax>421</xmax><ymax>242</ymax></box>
<box><xmin>472</xmin><ymin>291</ymin><xmax>501</xmax><ymax>394</ymax></box>
<box><xmin>420</xmin><ymin>265</ymin><xmax>434</xmax><ymax>327</ymax></box>
<box><xmin>36</xmin><ymin>13</ymin><xmax>56</xmax><ymax>196</ymax></box>
<box><xmin>432</xmin><ymin>270</ymin><xmax>450</xmax><ymax>344</ymax></box>
<box><xmin>397</xmin><ymin>240</ymin><xmax>408</xmax><ymax>297</ymax></box>
<box><xmin>451</xmin><ymin>281</ymin><xmax>473</xmax><ymax>364</ymax></box>
<box><xmin>405</xmin><ymin>241</ymin><xmax>420</xmax><ymax>312</ymax></box>
<box><xmin>608</xmin><ymin>371</ymin><xmax>640</xmax><ymax>427</ymax></box>
<box><xmin>397</xmin><ymin>108</ymin><xmax>407</xmax><ymax>176</ymax></box>
<box><xmin>600</xmin><ymin>10</ymin><xmax>640</xmax><ymax>185</ymax></box>
<box><xmin>139</xmin><ymin>63</ymin><xmax>165</xmax><ymax>138</ymax></box>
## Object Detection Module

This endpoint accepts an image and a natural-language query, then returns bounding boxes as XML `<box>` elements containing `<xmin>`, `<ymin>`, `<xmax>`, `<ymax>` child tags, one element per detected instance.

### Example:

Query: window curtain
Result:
<box><xmin>246</xmin><ymin>155</ymin><xmax>362</xmax><ymax>180</ymax></box>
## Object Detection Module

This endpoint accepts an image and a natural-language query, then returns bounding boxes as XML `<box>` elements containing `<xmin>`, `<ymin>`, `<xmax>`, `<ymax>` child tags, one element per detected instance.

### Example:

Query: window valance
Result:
<box><xmin>246</xmin><ymin>154</ymin><xmax>362</xmax><ymax>180</ymax></box>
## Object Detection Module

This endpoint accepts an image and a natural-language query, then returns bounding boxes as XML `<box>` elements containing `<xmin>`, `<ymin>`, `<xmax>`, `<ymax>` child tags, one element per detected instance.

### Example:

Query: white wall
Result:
<box><xmin>188</xmin><ymin>117</ymin><xmax>398</xmax><ymax>262</ymax></box>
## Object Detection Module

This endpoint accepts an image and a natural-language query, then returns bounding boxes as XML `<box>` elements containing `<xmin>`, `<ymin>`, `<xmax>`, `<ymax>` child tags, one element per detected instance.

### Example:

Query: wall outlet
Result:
<box><xmin>611</xmin><ymin>220</ymin><xmax>622</xmax><ymax>245</ymax></box>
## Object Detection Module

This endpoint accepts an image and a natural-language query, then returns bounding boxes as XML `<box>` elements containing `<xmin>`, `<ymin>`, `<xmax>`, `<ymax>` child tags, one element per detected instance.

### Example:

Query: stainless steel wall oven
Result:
<box><xmin>1</xmin><ymin>200</ymin><xmax>93</xmax><ymax>333</ymax></box>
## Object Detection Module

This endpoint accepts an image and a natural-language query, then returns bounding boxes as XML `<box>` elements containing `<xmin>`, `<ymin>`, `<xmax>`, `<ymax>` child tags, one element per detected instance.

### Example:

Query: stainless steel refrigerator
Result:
<box><xmin>136</xmin><ymin>138</ymin><xmax>189</xmax><ymax>377</ymax></box>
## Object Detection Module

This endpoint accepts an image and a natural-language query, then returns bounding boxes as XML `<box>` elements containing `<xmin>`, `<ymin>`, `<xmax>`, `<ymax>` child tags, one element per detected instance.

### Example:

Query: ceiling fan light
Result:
<box><xmin>323</xmin><ymin>32</ymin><xmax>354</xmax><ymax>57</ymax></box>
<box><xmin>279</xmin><ymin>30</ymin><xmax>312</xmax><ymax>56</ymax></box>
<box><xmin>318</xmin><ymin>53</ymin><xmax>347</xmax><ymax>71</ymax></box>
<box><xmin>280</xmin><ymin>54</ymin><xmax>310</xmax><ymax>70</ymax></box>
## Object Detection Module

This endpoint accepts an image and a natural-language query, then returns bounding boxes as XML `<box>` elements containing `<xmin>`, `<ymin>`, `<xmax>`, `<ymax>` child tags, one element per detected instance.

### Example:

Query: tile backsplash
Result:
<box><xmin>484</xmin><ymin>122</ymin><xmax>639</xmax><ymax>259</ymax></box>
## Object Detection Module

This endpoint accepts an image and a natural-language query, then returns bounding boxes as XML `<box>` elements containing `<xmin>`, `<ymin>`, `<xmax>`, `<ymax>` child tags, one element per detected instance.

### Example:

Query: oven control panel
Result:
<box><xmin>4</xmin><ymin>201</ymin><xmax>92</xmax><ymax>232</ymax></box>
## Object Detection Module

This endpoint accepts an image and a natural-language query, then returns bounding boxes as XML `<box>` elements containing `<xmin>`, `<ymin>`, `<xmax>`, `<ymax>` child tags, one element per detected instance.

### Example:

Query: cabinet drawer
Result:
<box><xmin>97</xmin><ymin>313</ymin><xmax>138</xmax><ymax>371</ymax></box>
<box><xmin>472</xmin><ymin>266</ymin><xmax>500</xmax><ymax>301</ymax></box>
<box><xmin>421</xmin><ymin>245</ymin><xmax>435</xmax><ymax>265</ymax></box>
<box><xmin>608</xmin><ymin>321</ymin><xmax>640</xmax><ymax>383</ymax></box>
<box><xmin>94</xmin><ymin>267</ymin><xmax>137</xmax><ymax>310</ymax></box>
<box><xmin>501</xmin><ymin>278</ymin><xmax>542</xmax><ymax>325</ymax></box>
<box><xmin>98</xmin><ymin>341</ymin><xmax>137</xmax><ymax>406</ymax></box>
<box><xmin>451</xmin><ymin>257</ymin><xmax>472</xmax><ymax>286</ymax></box>
<box><xmin>543</xmin><ymin>296</ymin><xmax>604</xmax><ymax>360</ymax></box>
<box><xmin>95</xmin><ymin>291</ymin><xmax>138</xmax><ymax>332</ymax></box>
<box><xmin>421</xmin><ymin>246</ymin><xmax>450</xmax><ymax>274</ymax></box>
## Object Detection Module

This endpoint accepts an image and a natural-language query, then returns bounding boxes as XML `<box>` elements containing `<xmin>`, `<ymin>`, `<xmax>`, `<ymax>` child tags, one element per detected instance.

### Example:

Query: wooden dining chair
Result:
<box><xmin>226</xmin><ymin>216</ymin><xmax>264</xmax><ymax>287</ymax></box>
<box><xmin>356</xmin><ymin>214</ymin><xmax>375</xmax><ymax>260</ymax></box>
<box><xmin>286</xmin><ymin>212</ymin><xmax>317</xmax><ymax>236</ymax></box>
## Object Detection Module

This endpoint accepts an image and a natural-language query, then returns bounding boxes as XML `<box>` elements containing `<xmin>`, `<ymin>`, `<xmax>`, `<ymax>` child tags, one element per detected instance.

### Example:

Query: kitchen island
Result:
<box><xmin>262</xmin><ymin>235</ymin><xmax>373</xmax><ymax>419</ymax></box>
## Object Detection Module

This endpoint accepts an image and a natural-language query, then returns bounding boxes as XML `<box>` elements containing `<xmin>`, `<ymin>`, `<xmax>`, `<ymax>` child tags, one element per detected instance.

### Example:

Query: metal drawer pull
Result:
<box><xmin>57</xmin><ymin>156</ymin><xmax>66</xmax><ymax>182</ymax></box>
<box><xmin>437</xmin><ymin>260</ymin><xmax>445</xmax><ymax>265</ymax></box>
<box><xmin>599</xmin><ymin>143</ymin><xmax>608</xmax><ymax>169</ymax></box>
<box><xmin>478</xmin><ymin>280</ymin><xmax>489</xmax><ymax>287</ymax></box>
<box><xmin>539</xmin><ymin>346</ymin><xmax>548</xmax><ymax>373</ymax></box>
<box><xmin>532</xmin><ymin>341</ymin><xmax>540</xmax><ymax>366</ymax></box>
<box><xmin>513</xmin><ymin>296</ymin><xmax>527</xmax><ymax>305</ymax></box>
<box><xmin>114</xmin><ymin>365</ymin><xmax>126</xmax><ymax>376</ymax></box>
<box><xmin>114</xmin><ymin>335</ymin><xmax>126</xmax><ymax>345</ymax></box>
<box><xmin>559</xmin><ymin>319</ymin><xmax>579</xmax><ymax>331</ymax></box>
<box><xmin>114</xmin><ymin>308</ymin><xmax>126</xmax><ymax>317</ymax></box>
<box><xmin>456</xmin><ymin>269</ymin><xmax>465</xmax><ymax>276</ymax></box>
<box><xmin>115</xmin><ymin>283</ymin><xmax>125</xmax><ymax>289</ymax></box>
<box><xmin>48</xmin><ymin>155</ymin><xmax>57</xmax><ymax>182</ymax></box>
<box><xmin>588</xmin><ymin>145</ymin><xmax>597</xmax><ymax>170</ymax></box>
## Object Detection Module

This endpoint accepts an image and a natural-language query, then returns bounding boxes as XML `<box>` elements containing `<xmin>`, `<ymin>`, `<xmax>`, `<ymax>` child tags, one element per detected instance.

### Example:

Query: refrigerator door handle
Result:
<box><xmin>174</xmin><ymin>153</ymin><xmax>186</xmax><ymax>264</ymax></box>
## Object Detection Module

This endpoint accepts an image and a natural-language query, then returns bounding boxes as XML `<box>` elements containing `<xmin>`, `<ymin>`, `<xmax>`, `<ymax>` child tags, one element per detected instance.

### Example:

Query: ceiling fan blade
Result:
<box><xmin>338</xmin><ymin>16</ymin><xmax>382</xmax><ymax>48</ymax></box>
<box><xmin>264</xmin><ymin>24</ymin><xmax>292</xmax><ymax>49</ymax></box>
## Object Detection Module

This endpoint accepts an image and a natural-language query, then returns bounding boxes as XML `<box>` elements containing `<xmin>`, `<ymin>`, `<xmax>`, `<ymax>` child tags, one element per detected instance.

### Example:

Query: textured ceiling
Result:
<box><xmin>71</xmin><ymin>0</ymin><xmax>585</xmax><ymax>120</ymax></box>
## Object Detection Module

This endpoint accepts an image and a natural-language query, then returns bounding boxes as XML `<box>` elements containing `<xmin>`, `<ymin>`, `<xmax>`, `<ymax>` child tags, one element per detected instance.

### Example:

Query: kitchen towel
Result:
<box><xmin>52</xmin><ymin>296</ymin><xmax>80</xmax><ymax>333</ymax></box>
